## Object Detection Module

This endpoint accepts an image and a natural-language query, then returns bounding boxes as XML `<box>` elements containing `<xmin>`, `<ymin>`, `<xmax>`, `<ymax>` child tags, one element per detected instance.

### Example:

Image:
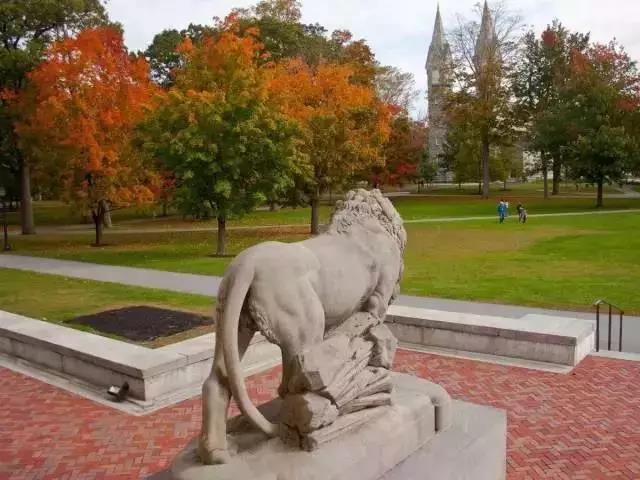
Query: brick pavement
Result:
<box><xmin>1</xmin><ymin>351</ymin><xmax>639</xmax><ymax>480</ymax></box>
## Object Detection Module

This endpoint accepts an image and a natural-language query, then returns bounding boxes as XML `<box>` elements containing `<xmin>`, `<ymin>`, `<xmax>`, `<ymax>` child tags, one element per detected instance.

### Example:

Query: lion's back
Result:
<box><xmin>225</xmin><ymin>240</ymin><xmax>319</xmax><ymax>282</ymax></box>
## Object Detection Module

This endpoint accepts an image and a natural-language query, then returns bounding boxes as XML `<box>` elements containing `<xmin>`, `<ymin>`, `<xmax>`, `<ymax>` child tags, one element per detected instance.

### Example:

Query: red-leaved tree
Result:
<box><xmin>14</xmin><ymin>27</ymin><xmax>160</xmax><ymax>245</ymax></box>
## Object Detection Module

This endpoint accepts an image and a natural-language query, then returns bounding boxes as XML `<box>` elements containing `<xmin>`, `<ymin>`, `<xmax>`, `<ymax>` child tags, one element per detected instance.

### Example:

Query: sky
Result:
<box><xmin>106</xmin><ymin>0</ymin><xmax>640</xmax><ymax>118</ymax></box>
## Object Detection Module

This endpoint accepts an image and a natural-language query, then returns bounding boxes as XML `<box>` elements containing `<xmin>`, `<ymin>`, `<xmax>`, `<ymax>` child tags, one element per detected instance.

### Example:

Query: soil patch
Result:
<box><xmin>70</xmin><ymin>306</ymin><xmax>213</xmax><ymax>342</ymax></box>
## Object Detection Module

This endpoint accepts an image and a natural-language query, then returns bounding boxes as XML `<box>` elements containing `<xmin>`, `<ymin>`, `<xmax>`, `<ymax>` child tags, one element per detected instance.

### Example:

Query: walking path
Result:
<box><xmin>2</xmin><ymin>254</ymin><xmax>639</xmax><ymax>353</ymax></box>
<box><xmin>14</xmin><ymin>207</ymin><xmax>640</xmax><ymax>236</ymax></box>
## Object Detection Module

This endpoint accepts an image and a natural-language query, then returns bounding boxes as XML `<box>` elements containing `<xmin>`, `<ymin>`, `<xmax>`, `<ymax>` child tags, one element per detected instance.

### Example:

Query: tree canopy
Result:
<box><xmin>14</xmin><ymin>27</ymin><xmax>159</xmax><ymax>245</ymax></box>
<box><xmin>140</xmin><ymin>18</ymin><xmax>301</xmax><ymax>254</ymax></box>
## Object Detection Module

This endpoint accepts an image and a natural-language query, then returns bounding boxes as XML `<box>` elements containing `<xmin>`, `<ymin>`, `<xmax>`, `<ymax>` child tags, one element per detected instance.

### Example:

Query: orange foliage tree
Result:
<box><xmin>268</xmin><ymin>58</ymin><xmax>391</xmax><ymax>234</ymax></box>
<box><xmin>15</xmin><ymin>27</ymin><xmax>159</xmax><ymax>245</ymax></box>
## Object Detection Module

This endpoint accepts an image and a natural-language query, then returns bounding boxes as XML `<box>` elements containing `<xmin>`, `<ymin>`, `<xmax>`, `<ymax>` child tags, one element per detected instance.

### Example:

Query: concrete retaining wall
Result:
<box><xmin>386</xmin><ymin>306</ymin><xmax>595</xmax><ymax>366</ymax></box>
<box><xmin>0</xmin><ymin>311</ymin><xmax>279</xmax><ymax>403</ymax></box>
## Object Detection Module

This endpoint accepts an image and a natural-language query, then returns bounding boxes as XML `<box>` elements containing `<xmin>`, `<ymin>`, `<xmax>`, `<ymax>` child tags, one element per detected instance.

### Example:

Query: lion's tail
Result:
<box><xmin>220</xmin><ymin>263</ymin><xmax>278</xmax><ymax>437</ymax></box>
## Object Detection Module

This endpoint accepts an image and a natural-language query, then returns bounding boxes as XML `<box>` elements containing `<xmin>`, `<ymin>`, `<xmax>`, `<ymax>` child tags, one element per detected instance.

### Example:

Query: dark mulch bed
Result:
<box><xmin>70</xmin><ymin>306</ymin><xmax>213</xmax><ymax>342</ymax></box>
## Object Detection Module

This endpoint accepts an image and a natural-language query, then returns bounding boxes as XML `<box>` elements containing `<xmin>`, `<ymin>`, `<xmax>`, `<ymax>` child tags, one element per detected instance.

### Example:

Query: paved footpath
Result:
<box><xmin>2</xmin><ymin>254</ymin><xmax>639</xmax><ymax>353</ymax></box>
<box><xmin>13</xmin><ymin>207</ymin><xmax>640</xmax><ymax>236</ymax></box>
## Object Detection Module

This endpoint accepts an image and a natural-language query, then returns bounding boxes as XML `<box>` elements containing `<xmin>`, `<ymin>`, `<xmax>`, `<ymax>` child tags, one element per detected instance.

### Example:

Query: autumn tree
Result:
<box><xmin>447</xmin><ymin>1</ymin><xmax>522</xmax><ymax>198</ymax></box>
<box><xmin>140</xmin><ymin>18</ymin><xmax>300</xmax><ymax>256</ymax></box>
<box><xmin>381</xmin><ymin>115</ymin><xmax>427</xmax><ymax>186</ymax></box>
<box><xmin>561</xmin><ymin>42</ymin><xmax>640</xmax><ymax>207</ymax></box>
<box><xmin>0</xmin><ymin>0</ymin><xmax>110</xmax><ymax>234</ymax></box>
<box><xmin>269</xmin><ymin>58</ymin><xmax>391</xmax><ymax>234</ymax></box>
<box><xmin>15</xmin><ymin>27</ymin><xmax>159</xmax><ymax>245</ymax></box>
<box><xmin>512</xmin><ymin>21</ymin><xmax>590</xmax><ymax>197</ymax></box>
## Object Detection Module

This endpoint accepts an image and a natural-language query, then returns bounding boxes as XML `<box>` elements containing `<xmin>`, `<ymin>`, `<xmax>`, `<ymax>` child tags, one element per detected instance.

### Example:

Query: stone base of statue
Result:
<box><xmin>169</xmin><ymin>373</ymin><xmax>506</xmax><ymax>480</ymax></box>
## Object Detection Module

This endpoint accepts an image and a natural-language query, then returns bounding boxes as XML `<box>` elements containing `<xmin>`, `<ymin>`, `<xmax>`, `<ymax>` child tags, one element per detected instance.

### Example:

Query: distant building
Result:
<box><xmin>425</xmin><ymin>4</ymin><xmax>452</xmax><ymax>181</ymax></box>
<box><xmin>426</xmin><ymin>2</ymin><xmax>503</xmax><ymax>183</ymax></box>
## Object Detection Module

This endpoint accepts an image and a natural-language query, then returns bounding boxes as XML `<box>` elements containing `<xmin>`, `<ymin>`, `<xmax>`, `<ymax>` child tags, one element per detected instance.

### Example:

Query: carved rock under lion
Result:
<box><xmin>280</xmin><ymin>313</ymin><xmax>398</xmax><ymax>451</ymax></box>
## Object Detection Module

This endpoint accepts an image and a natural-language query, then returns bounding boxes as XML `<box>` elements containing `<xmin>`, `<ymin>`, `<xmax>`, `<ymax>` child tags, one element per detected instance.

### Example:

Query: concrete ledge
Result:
<box><xmin>382</xmin><ymin>398</ymin><xmax>506</xmax><ymax>480</ymax></box>
<box><xmin>0</xmin><ymin>310</ymin><xmax>280</xmax><ymax>404</ymax></box>
<box><xmin>387</xmin><ymin>306</ymin><xmax>594</xmax><ymax>366</ymax></box>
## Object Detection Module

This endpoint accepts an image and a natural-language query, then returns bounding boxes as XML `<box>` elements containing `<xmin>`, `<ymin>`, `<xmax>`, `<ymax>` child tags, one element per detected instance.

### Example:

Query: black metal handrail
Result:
<box><xmin>594</xmin><ymin>299</ymin><xmax>624</xmax><ymax>352</ymax></box>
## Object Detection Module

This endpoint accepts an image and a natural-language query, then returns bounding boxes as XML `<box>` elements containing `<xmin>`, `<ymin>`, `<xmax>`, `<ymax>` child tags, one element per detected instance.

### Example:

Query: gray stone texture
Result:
<box><xmin>197</xmin><ymin>189</ymin><xmax>408</xmax><ymax>463</ymax></box>
<box><xmin>387</xmin><ymin>306</ymin><xmax>595</xmax><ymax>366</ymax></box>
<box><xmin>426</xmin><ymin>5</ymin><xmax>453</xmax><ymax>180</ymax></box>
<box><xmin>171</xmin><ymin>374</ymin><xmax>473</xmax><ymax>480</ymax></box>
<box><xmin>0</xmin><ymin>311</ymin><xmax>280</xmax><ymax>403</ymax></box>
<box><xmin>280</xmin><ymin>319</ymin><xmax>398</xmax><ymax>451</ymax></box>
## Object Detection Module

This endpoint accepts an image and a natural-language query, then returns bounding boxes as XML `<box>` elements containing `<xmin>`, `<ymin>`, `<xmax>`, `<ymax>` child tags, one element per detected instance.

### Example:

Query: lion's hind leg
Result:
<box><xmin>198</xmin><ymin>322</ymin><xmax>254</xmax><ymax>465</ymax></box>
<box><xmin>270</xmin><ymin>281</ymin><xmax>325</xmax><ymax>398</ymax></box>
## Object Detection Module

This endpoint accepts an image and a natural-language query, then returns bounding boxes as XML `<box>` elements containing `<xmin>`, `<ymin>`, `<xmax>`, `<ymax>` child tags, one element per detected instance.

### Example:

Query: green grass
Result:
<box><xmin>5</xmin><ymin>196</ymin><xmax>640</xmax><ymax>314</ymax></box>
<box><xmin>6</xmin><ymin>201</ymin><xmax>163</xmax><ymax>226</ymax></box>
<box><xmin>59</xmin><ymin>196</ymin><xmax>640</xmax><ymax>232</ymax></box>
<box><xmin>0</xmin><ymin>268</ymin><xmax>215</xmax><ymax>346</ymax></box>
<box><xmin>400</xmin><ymin>213</ymin><xmax>640</xmax><ymax>313</ymax></box>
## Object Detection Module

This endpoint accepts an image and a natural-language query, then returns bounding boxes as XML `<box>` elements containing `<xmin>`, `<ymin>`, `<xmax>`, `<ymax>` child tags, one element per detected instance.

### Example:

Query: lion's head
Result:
<box><xmin>328</xmin><ymin>189</ymin><xmax>407</xmax><ymax>251</ymax></box>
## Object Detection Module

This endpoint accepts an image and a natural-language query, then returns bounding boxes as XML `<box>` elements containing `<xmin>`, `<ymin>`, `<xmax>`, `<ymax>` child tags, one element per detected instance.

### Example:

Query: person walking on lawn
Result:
<box><xmin>517</xmin><ymin>203</ymin><xmax>528</xmax><ymax>224</ymax></box>
<box><xmin>498</xmin><ymin>200</ymin><xmax>506</xmax><ymax>224</ymax></box>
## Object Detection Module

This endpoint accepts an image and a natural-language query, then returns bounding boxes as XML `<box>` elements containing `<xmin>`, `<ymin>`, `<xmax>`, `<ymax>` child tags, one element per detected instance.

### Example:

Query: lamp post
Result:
<box><xmin>0</xmin><ymin>186</ymin><xmax>11</xmax><ymax>252</ymax></box>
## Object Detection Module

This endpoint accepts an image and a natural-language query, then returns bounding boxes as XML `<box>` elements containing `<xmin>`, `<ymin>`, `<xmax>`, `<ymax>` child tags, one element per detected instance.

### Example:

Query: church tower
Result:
<box><xmin>474</xmin><ymin>1</ymin><xmax>498</xmax><ymax>71</ymax></box>
<box><xmin>426</xmin><ymin>4</ymin><xmax>452</xmax><ymax>178</ymax></box>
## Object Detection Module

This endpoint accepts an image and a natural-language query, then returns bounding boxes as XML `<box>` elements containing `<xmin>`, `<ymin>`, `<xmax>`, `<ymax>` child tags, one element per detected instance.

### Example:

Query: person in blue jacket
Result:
<box><xmin>497</xmin><ymin>200</ymin><xmax>506</xmax><ymax>224</ymax></box>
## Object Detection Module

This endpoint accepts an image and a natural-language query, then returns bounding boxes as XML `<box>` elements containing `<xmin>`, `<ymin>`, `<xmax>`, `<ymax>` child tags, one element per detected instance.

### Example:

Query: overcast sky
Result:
<box><xmin>106</xmin><ymin>0</ymin><xmax>640</xmax><ymax>117</ymax></box>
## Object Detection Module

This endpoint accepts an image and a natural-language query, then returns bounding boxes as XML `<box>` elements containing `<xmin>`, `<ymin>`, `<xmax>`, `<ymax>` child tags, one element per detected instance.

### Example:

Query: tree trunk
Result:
<box><xmin>20</xmin><ymin>162</ymin><xmax>35</xmax><ymax>235</ymax></box>
<box><xmin>542</xmin><ymin>162</ymin><xmax>549</xmax><ymax>200</ymax></box>
<box><xmin>216</xmin><ymin>216</ymin><xmax>226</xmax><ymax>256</ymax></box>
<box><xmin>162</xmin><ymin>200</ymin><xmax>168</xmax><ymax>217</ymax></box>
<box><xmin>596</xmin><ymin>179</ymin><xmax>604</xmax><ymax>208</ymax></box>
<box><xmin>310</xmin><ymin>193</ymin><xmax>320</xmax><ymax>235</ymax></box>
<box><xmin>92</xmin><ymin>206</ymin><xmax>104</xmax><ymax>247</ymax></box>
<box><xmin>481</xmin><ymin>131</ymin><xmax>490</xmax><ymax>199</ymax></box>
<box><xmin>101</xmin><ymin>200</ymin><xmax>112</xmax><ymax>228</ymax></box>
<box><xmin>503</xmin><ymin>178</ymin><xmax>508</xmax><ymax>191</ymax></box>
<box><xmin>552</xmin><ymin>159</ymin><xmax>561</xmax><ymax>196</ymax></box>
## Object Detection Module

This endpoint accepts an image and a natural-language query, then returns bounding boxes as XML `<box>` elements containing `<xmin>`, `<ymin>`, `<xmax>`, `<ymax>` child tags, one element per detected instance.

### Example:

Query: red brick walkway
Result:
<box><xmin>1</xmin><ymin>351</ymin><xmax>639</xmax><ymax>480</ymax></box>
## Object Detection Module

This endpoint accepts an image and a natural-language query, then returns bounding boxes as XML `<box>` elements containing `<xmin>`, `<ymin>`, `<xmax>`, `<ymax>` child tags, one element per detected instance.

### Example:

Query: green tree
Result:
<box><xmin>0</xmin><ymin>0</ymin><xmax>109</xmax><ymax>234</ymax></box>
<box><xmin>144</xmin><ymin>29</ymin><xmax>184</xmax><ymax>88</ymax></box>
<box><xmin>418</xmin><ymin>152</ymin><xmax>438</xmax><ymax>189</ymax></box>
<box><xmin>143</xmin><ymin>24</ymin><xmax>218</xmax><ymax>89</ymax></box>
<box><xmin>491</xmin><ymin>145</ymin><xmax>522</xmax><ymax>190</ymax></box>
<box><xmin>140</xmin><ymin>21</ymin><xmax>300</xmax><ymax>255</ymax></box>
<box><xmin>442</xmin><ymin>90</ymin><xmax>483</xmax><ymax>191</ymax></box>
<box><xmin>562</xmin><ymin>42</ymin><xmax>640</xmax><ymax>207</ymax></box>
<box><xmin>512</xmin><ymin>21</ymin><xmax>589</xmax><ymax>197</ymax></box>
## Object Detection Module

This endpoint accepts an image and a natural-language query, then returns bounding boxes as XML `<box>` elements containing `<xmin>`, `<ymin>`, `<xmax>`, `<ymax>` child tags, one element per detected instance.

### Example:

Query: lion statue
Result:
<box><xmin>198</xmin><ymin>189</ymin><xmax>406</xmax><ymax>464</ymax></box>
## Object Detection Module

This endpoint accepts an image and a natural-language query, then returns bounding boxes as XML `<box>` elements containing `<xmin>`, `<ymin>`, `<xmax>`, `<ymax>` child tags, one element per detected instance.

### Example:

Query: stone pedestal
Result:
<box><xmin>169</xmin><ymin>374</ymin><xmax>506</xmax><ymax>480</ymax></box>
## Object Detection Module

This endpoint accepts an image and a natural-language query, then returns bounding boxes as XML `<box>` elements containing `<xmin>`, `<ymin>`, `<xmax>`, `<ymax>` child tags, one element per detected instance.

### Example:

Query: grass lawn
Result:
<box><xmin>6</xmin><ymin>198</ymin><xmax>640</xmax><ymax>314</ymax></box>
<box><xmin>57</xmin><ymin>196</ymin><xmax>640</xmax><ymax>233</ymax></box>
<box><xmin>6</xmin><ymin>201</ymin><xmax>165</xmax><ymax>227</ymax></box>
<box><xmin>0</xmin><ymin>268</ymin><xmax>215</xmax><ymax>347</ymax></box>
